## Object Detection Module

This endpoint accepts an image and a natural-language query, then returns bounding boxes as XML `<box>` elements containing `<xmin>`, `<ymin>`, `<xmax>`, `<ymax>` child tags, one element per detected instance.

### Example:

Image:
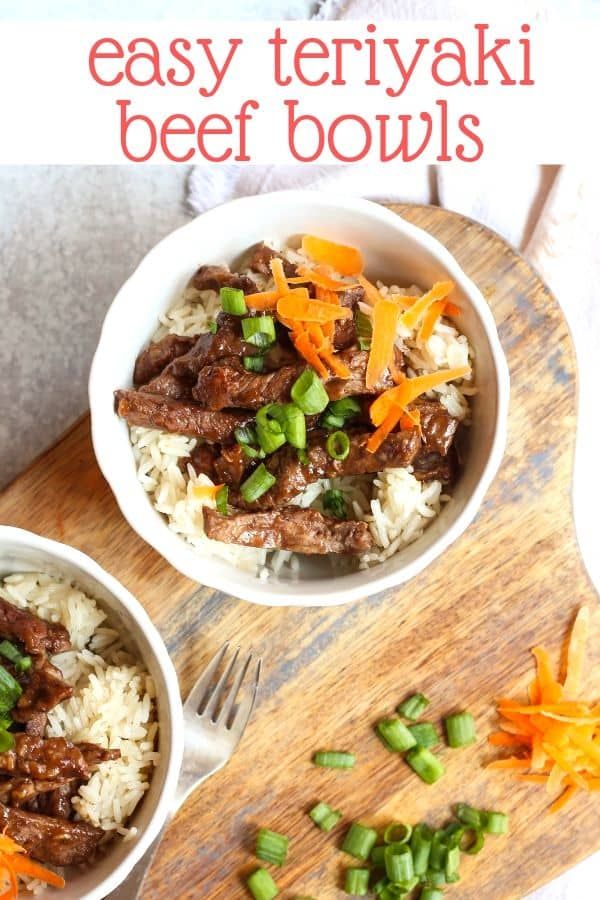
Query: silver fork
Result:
<box><xmin>106</xmin><ymin>642</ymin><xmax>261</xmax><ymax>900</ymax></box>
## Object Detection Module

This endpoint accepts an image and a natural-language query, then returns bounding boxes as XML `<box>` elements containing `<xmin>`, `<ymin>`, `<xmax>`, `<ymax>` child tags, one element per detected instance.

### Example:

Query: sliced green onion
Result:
<box><xmin>420</xmin><ymin>888</ymin><xmax>444</xmax><ymax>900</ymax></box>
<box><xmin>0</xmin><ymin>641</ymin><xmax>22</xmax><ymax>666</ymax></box>
<box><xmin>297</xmin><ymin>448</ymin><xmax>309</xmax><ymax>465</ymax></box>
<box><xmin>442</xmin><ymin>823</ymin><xmax>464</xmax><ymax>848</ymax></box>
<box><xmin>244</xmin><ymin>355</ymin><xmax>264</xmax><ymax>373</ymax></box>
<box><xmin>215</xmin><ymin>485</ymin><xmax>229</xmax><ymax>516</ymax></box>
<box><xmin>461</xmin><ymin>828</ymin><xmax>485</xmax><ymax>855</ymax></box>
<box><xmin>454</xmin><ymin>803</ymin><xmax>483</xmax><ymax>829</ymax></box>
<box><xmin>235</xmin><ymin>425</ymin><xmax>258</xmax><ymax>446</ymax></box>
<box><xmin>370</xmin><ymin>846</ymin><xmax>386</xmax><ymax>866</ymax></box>
<box><xmin>16</xmin><ymin>657</ymin><xmax>31</xmax><ymax>674</ymax></box>
<box><xmin>444</xmin><ymin>844</ymin><xmax>460</xmax><ymax>881</ymax></box>
<box><xmin>323</xmin><ymin>489</ymin><xmax>347</xmax><ymax>520</ymax></box>
<box><xmin>378</xmin><ymin>888</ymin><xmax>398</xmax><ymax>900</ymax></box>
<box><xmin>425</xmin><ymin>869</ymin><xmax>446</xmax><ymax>887</ymax></box>
<box><xmin>255</xmin><ymin>828</ymin><xmax>289</xmax><ymax>867</ymax></box>
<box><xmin>321</xmin><ymin>411</ymin><xmax>346</xmax><ymax>431</ymax></box>
<box><xmin>291</xmin><ymin>369</ymin><xmax>329</xmax><ymax>415</ymax></box>
<box><xmin>326</xmin><ymin>431</ymin><xmax>350</xmax><ymax>461</ymax></box>
<box><xmin>344</xmin><ymin>868</ymin><xmax>370</xmax><ymax>896</ymax></box>
<box><xmin>240</xmin><ymin>443</ymin><xmax>265</xmax><ymax>460</ymax></box>
<box><xmin>322</xmin><ymin>398</ymin><xmax>361</xmax><ymax>430</ymax></box>
<box><xmin>482</xmin><ymin>810</ymin><xmax>509</xmax><ymax>834</ymax></box>
<box><xmin>392</xmin><ymin>876</ymin><xmax>418</xmax><ymax>893</ymax></box>
<box><xmin>410</xmin><ymin>824</ymin><xmax>433</xmax><ymax>877</ymax></box>
<box><xmin>0</xmin><ymin>715</ymin><xmax>11</xmax><ymax>731</ymax></box>
<box><xmin>342</xmin><ymin>823</ymin><xmax>378</xmax><ymax>861</ymax></box>
<box><xmin>270</xmin><ymin>403</ymin><xmax>306</xmax><ymax>449</ymax></box>
<box><xmin>0</xmin><ymin>730</ymin><xmax>14</xmax><ymax>752</ymax></box>
<box><xmin>384</xmin><ymin>823</ymin><xmax>412</xmax><ymax>845</ymax></box>
<box><xmin>397</xmin><ymin>692</ymin><xmax>430</xmax><ymax>721</ymax></box>
<box><xmin>408</xmin><ymin>723</ymin><xmax>440</xmax><ymax>749</ymax></box>
<box><xmin>0</xmin><ymin>665</ymin><xmax>22</xmax><ymax>714</ymax></box>
<box><xmin>309</xmin><ymin>801</ymin><xmax>342</xmax><ymax>833</ymax></box>
<box><xmin>444</xmin><ymin>712</ymin><xmax>477</xmax><ymax>748</ymax></box>
<box><xmin>220</xmin><ymin>286</ymin><xmax>247</xmax><ymax>316</ymax></box>
<box><xmin>208</xmin><ymin>320</ymin><xmax>218</xmax><ymax>334</ymax></box>
<box><xmin>384</xmin><ymin>844</ymin><xmax>413</xmax><ymax>883</ymax></box>
<box><xmin>371</xmin><ymin>876</ymin><xmax>390</xmax><ymax>896</ymax></box>
<box><xmin>428</xmin><ymin>831</ymin><xmax>447</xmax><ymax>871</ymax></box>
<box><xmin>405</xmin><ymin>747</ymin><xmax>445</xmax><ymax>785</ymax></box>
<box><xmin>246</xmin><ymin>867</ymin><xmax>278</xmax><ymax>900</ymax></box>
<box><xmin>355</xmin><ymin>309</ymin><xmax>373</xmax><ymax>350</ymax></box>
<box><xmin>313</xmin><ymin>750</ymin><xmax>356</xmax><ymax>769</ymax></box>
<box><xmin>242</xmin><ymin>315</ymin><xmax>276</xmax><ymax>346</ymax></box>
<box><xmin>377</xmin><ymin>718</ymin><xmax>417</xmax><ymax>753</ymax></box>
<box><xmin>240</xmin><ymin>464</ymin><xmax>276</xmax><ymax>503</ymax></box>
<box><xmin>256</xmin><ymin>405</ymin><xmax>287</xmax><ymax>454</ymax></box>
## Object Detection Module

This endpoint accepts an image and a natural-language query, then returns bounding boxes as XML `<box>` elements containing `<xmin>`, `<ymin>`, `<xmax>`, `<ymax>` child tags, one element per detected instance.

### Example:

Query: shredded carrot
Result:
<box><xmin>244</xmin><ymin>289</ymin><xmax>280</xmax><ymax>310</ymax></box>
<box><xmin>192</xmin><ymin>484</ymin><xmax>224</xmax><ymax>502</ymax></box>
<box><xmin>417</xmin><ymin>300</ymin><xmax>447</xmax><ymax>343</ymax></box>
<box><xmin>564</xmin><ymin>606</ymin><xmax>589</xmax><ymax>697</ymax></box>
<box><xmin>0</xmin><ymin>835</ymin><xmax>65</xmax><ymax>893</ymax></box>
<box><xmin>292</xmin><ymin>331</ymin><xmax>329</xmax><ymax>378</ymax></box>
<box><xmin>366</xmin><ymin>299</ymin><xmax>402</xmax><ymax>390</ymax></box>
<box><xmin>301</xmin><ymin>235</ymin><xmax>363</xmax><ymax>276</ymax></box>
<box><xmin>293</xmin><ymin>265</ymin><xmax>357</xmax><ymax>292</ymax></box>
<box><xmin>320</xmin><ymin>347</ymin><xmax>351</xmax><ymax>379</ymax></box>
<box><xmin>366</xmin><ymin>407</ymin><xmax>403</xmax><ymax>453</ymax></box>
<box><xmin>489</xmin><ymin>605</ymin><xmax>598</xmax><ymax>813</ymax></box>
<box><xmin>270</xmin><ymin>257</ymin><xmax>290</xmax><ymax>296</ymax></box>
<box><xmin>444</xmin><ymin>301</ymin><xmax>461</xmax><ymax>316</ymax></box>
<box><xmin>9</xmin><ymin>855</ymin><xmax>65</xmax><ymax>889</ymax></box>
<box><xmin>369</xmin><ymin>367</ymin><xmax>471</xmax><ymax>428</ymax></box>
<box><xmin>277</xmin><ymin>291</ymin><xmax>352</xmax><ymax>325</ymax></box>
<box><xmin>399</xmin><ymin>281</ymin><xmax>454</xmax><ymax>330</ymax></box>
<box><xmin>399</xmin><ymin>408</ymin><xmax>421</xmax><ymax>434</ymax></box>
<box><xmin>357</xmin><ymin>274</ymin><xmax>383</xmax><ymax>306</ymax></box>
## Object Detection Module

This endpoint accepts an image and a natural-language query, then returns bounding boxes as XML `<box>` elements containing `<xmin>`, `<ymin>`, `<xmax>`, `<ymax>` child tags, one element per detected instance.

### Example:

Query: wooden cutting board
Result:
<box><xmin>1</xmin><ymin>205</ymin><xmax>598</xmax><ymax>899</ymax></box>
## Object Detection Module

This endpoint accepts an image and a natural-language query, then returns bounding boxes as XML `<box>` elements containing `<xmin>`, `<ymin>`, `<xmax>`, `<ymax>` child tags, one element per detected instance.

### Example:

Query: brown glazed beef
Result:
<box><xmin>204</xmin><ymin>507</ymin><xmax>373</xmax><ymax>554</ymax></box>
<box><xmin>133</xmin><ymin>334</ymin><xmax>196</xmax><ymax>387</ymax></box>
<box><xmin>114</xmin><ymin>390</ymin><xmax>253</xmax><ymax>442</ymax></box>
<box><xmin>414</xmin><ymin>399</ymin><xmax>459</xmax><ymax>456</ymax></box>
<box><xmin>232</xmin><ymin>429</ymin><xmax>421</xmax><ymax>510</ymax></box>
<box><xmin>332</xmin><ymin>285</ymin><xmax>363</xmax><ymax>350</ymax></box>
<box><xmin>0</xmin><ymin>735</ymin><xmax>91</xmax><ymax>781</ymax></box>
<box><xmin>185</xmin><ymin>444</ymin><xmax>218</xmax><ymax>480</ymax></box>
<box><xmin>412</xmin><ymin>450</ymin><xmax>457</xmax><ymax>484</ymax></box>
<box><xmin>0</xmin><ymin>803</ymin><xmax>104</xmax><ymax>865</ymax></box>
<box><xmin>191</xmin><ymin>264</ymin><xmax>256</xmax><ymax>295</ymax></box>
<box><xmin>247</xmin><ymin>243</ymin><xmax>297</xmax><ymax>278</ymax></box>
<box><xmin>213</xmin><ymin>444</ymin><xmax>249</xmax><ymax>487</ymax></box>
<box><xmin>12</xmin><ymin>661</ymin><xmax>73</xmax><ymax>724</ymax></box>
<box><xmin>325</xmin><ymin>350</ymin><xmax>395</xmax><ymax>401</ymax></box>
<box><xmin>193</xmin><ymin>361</ymin><xmax>305</xmax><ymax>411</ymax></box>
<box><xmin>77</xmin><ymin>742</ymin><xmax>121</xmax><ymax>768</ymax></box>
<box><xmin>0</xmin><ymin>598</ymin><xmax>70</xmax><ymax>657</ymax></box>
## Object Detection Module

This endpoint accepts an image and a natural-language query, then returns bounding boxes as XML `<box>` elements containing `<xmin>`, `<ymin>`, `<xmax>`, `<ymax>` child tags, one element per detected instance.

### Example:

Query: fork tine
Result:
<box><xmin>216</xmin><ymin>651</ymin><xmax>253</xmax><ymax>726</ymax></box>
<box><xmin>183</xmin><ymin>642</ymin><xmax>230</xmax><ymax>714</ymax></box>
<box><xmin>201</xmin><ymin>646</ymin><xmax>240</xmax><ymax>720</ymax></box>
<box><xmin>229</xmin><ymin>657</ymin><xmax>261</xmax><ymax>737</ymax></box>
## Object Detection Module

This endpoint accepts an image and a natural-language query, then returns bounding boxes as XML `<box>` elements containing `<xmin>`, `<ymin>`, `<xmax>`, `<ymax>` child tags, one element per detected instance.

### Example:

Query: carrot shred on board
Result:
<box><xmin>193</xmin><ymin>484</ymin><xmax>224</xmax><ymax>502</ymax></box>
<box><xmin>366</xmin><ymin>299</ymin><xmax>403</xmax><ymax>390</ymax></box>
<box><xmin>277</xmin><ymin>291</ymin><xmax>352</xmax><ymax>324</ymax></box>
<box><xmin>489</xmin><ymin>605</ymin><xmax>598</xmax><ymax>813</ymax></box>
<box><xmin>245</xmin><ymin>290</ymin><xmax>280</xmax><ymax>310</ymax></box>
<box><xmin>301</xmin><ymin>235</ymin><xmax>363</xmax><ymax>276</ymax></box>
<box><xmin>399</xmin><ymin>281</ymin><xmax>454</xmax><ymax>330</ymax></box>
<box><xmin>369</xmin><ymin>367</ymin><xmax>471</xmax><ymax>428</ymax></box>
<box><xmin>270</xmin><ymin>257</ymin><xmax>290</xmax><ymax>296</ymax></box>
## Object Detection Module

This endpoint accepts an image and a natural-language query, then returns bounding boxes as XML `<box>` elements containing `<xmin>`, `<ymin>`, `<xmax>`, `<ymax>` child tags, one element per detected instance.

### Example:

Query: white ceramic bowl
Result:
<box><xmin>90</xmin><ymin>191</ymin><xmax>509</xmax><ymax>607</ymax></box>
<box><xmin>0</xmin><ymin>526</ymin><xmax>183</xmax><ymax>900</ymax></box>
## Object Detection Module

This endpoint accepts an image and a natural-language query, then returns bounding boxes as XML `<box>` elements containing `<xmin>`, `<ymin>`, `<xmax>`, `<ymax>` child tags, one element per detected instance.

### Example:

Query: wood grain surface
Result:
<box><xmin>1</xmin><ymin>205</ymin><xmax>598</xmax><ymax>899</ymax></box>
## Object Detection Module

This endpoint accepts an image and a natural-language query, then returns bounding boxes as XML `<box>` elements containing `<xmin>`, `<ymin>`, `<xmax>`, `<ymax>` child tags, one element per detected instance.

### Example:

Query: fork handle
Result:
<box><xmin>104</xmin><ymin>773</ymin><xmax>209</xmax><ymax>900</ymax></box>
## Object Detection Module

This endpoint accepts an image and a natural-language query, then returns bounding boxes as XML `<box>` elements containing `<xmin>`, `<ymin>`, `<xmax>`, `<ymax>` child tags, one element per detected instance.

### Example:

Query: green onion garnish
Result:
<box><xmin>344</xmin><ymin>868</ymin><xmax>370</xmax><ymax>896</ymax></box>
<box><xmin>322</xmin><ymin>489</ymin><xmax>347</xmax><ymax>520</ymax></box>
<box><xmin>255</xmin><ymin>828</ymin><xmax>289</xmax><ymax>867</ymax></box>
<box><xmin>384</xmin><ymin>843</ymin><xmax>413</xmax><ymax>883</ymax></box>
<box><xmin>215</xmin><ymin>485</ymin><xmax>229</xmax><ymax>516</ymax></box>
<box><xmin>291</xmin><ymin>369</ymin><xmax>329</xmax><ymax>415</ymax></box>
<box><xmin>244</xmin><ymin>355</ymin><xmax>264</xmax><ymax>373</ymax></box>
<box><xmin>428</xmin><ymin>830</ymin><xmax>447</xmax><ymax>871</ymax></box>
<box><xmin>235</xmin><ymin>425</ymin><xmax>258</xmax><ymax>446</ymax></box>
<box><xmin>240</xmin><ymin>444</ymin><xmax>265</xmax><ymax>460</ymax></box>
<box><xmin>309</xmin><ymin>801</ymin><xmax>342</xmax><ymax>832</ymax></box>
<box><xmin>444</xmin><ymin>711</ymin><xmax>477</xmax><ymax>748</ymax></box>
<box><xmin>342</xmin><ymin>823</ymin><xmax>378</xmax><ymax>861</ymax></box>
<box><xmin>322</xmin><ymin>398</ymin><xmax>361</xmax><ymax>430</ymax></box>
<box><xmin>208</xmin><ymin>321</ymin><xmax>218</xmax><ymax>334</ymax></box>
<box><xmin>405</xmin><ymin>747</ymin><xmax>445</xmax><ymax>784</ymax></box>
<box><xmin>376</xmin><ymin>718</ymin><xmax>417</xmax><ymax>753</ymax></box>
<box><xmin>242</xmin><ymin>315</ymin><xmax>276</xmax><ymax>345</ymax></box>
<box><xmin>246</xmin><ymin>868</ymin><xmax>278</xmax><ymax>900</ymax></box>
<box><xmin>482</xmin><ymin>811</ymin><xmax>508</xmax><ymax>834</ymax></box>
<box><xmin>271</xmin><ymin>403</ymin><xmax>307</xmax><ymax>450</ymax></box>
<box><xmin>408</xmin><ymin>723</ymin><xmax>440</xmax><ymax>749</ymax></box>
<box><xmin>0</xmin><ymin>731</ymin><xmax>14</xmax><ymax>752</ymax></box>
<box><xmin>383</xmin><ymin>823</ymin><xmax>412</xmax><ymax>845</ymax></box>
<box><xmin>256</xmin><ymin>405</ymin><xmax>287</xmax><ymax>455</ymax></box>
<box><xmin>313</xmin><ymin>750</ymin><xmax>356</xmax><ymax>769</ymax></box>
<box><xmin>397</xmin><ymin>692</ymin><xmax>430</xmax><ymax>721</ymax></box>
<box><xmin>0</xmin><ymin>641</ymin><xmax>31</xmax><ymax>676</ymax></box>
<box><xmin>240</xmin><ymin>464</ymin><xmax>276</xmax><ymax>503</ymax></box>
<box><xmin>0</xmin><ymin>715</ymin><xmax>11</xmax><ymax>731</ymax></box>
<box><xmin>410</xmin><ymin>823</ymin><xmax>433</xmax><ymax>876</ymax></box>
<box><xmin>326</xmin><ymin>431</ymin><xmax>350</xmax><ymax>461</ymax></box>
<box><xmin>445</xmin><ymin>843</ymin><xmax>461</xmax><ymax>881</ymax></box>
<box><xmin>421</xmin><ymin>888</ymin><xmax>444</xmax><ymax>900</ymax></box>
<box><xmin>355</xmin><ymin>309</ymin><xmax>373</xmax><ymax>350</ymax></box>
<box><xmin>297</xmin><ymin>448</ymin><xmax>309</xmax><ymax>465</ymax></box>
<box><xmin>454</xmin><ymin>803</ymin><xmax>483</xmax><ymax>829</ymax></box>
<box><xmin>321</xmin><ymin>412</ymin><xmax>345</xmax><ymax>430</ymax></box>
<box><xmin>220</xmin><ymin>286</ymin><xmax>247</xmax><ymax>316</ymax></box>
<box><xmin>0</xmin><ymin>665</ymin><xmax>22</xmax><ymax>714</ymax></box>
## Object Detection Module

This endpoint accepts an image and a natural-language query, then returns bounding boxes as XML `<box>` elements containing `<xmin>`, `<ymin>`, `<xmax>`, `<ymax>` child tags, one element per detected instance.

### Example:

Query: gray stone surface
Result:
<box><xmin>0</xmin><ymin>166</ymin><xmax>190</xmax><ymax>488</ymax></box>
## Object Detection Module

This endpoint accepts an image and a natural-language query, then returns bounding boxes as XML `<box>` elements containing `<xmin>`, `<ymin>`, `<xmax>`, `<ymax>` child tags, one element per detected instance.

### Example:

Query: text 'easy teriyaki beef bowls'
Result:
<box><xmin>90</xmin><ymin>192</ymin><xmax>509</xmax><ymax>605</ymax></box>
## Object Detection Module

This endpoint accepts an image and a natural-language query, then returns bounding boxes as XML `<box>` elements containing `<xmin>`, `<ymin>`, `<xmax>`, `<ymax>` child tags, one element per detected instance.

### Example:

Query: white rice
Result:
<box><xmin>0</xmin><ymin>572</ymin><xmax>158</xmax><ymax>839</ymax></box>
<box><xmin>128</xmin><ymin>245</ymin><xmax>476</xmax><ymax>578</ymax></box>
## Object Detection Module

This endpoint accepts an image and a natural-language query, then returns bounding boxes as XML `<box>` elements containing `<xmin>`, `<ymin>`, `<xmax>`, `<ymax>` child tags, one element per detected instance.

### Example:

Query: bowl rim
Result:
<box><xmin>0</xmin><ymin>525</ymin><xmax>184</xmax><ymax>900</ymax></box>
<box><xmin>89</xmin><ymin>190</ymin><xmax>510</xmax><ymax>607</ymax></box>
